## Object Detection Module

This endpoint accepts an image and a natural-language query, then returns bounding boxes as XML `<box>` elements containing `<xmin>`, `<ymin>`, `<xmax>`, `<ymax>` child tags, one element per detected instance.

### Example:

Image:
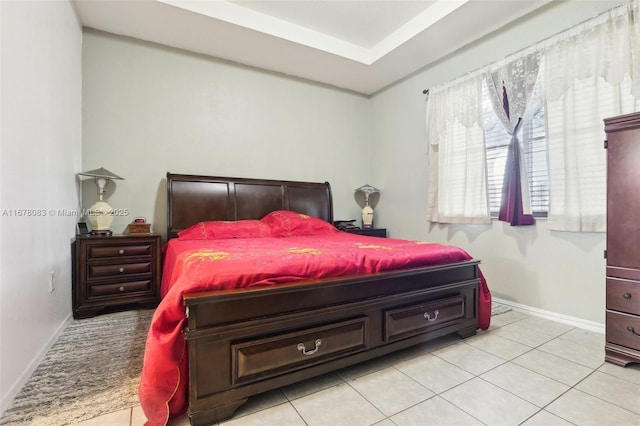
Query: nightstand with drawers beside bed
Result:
<box><xmin>72</xmin><ymin>234</ymin><xmax>161</xmax><ymax>319</ymax></box>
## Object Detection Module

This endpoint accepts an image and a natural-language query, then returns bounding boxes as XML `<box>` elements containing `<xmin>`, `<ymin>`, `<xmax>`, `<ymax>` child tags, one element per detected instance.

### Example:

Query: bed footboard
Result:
<box><xmin>183</xmin><ymin>261</ymin><xmax>480</xmax><ymax>425</ymax></box>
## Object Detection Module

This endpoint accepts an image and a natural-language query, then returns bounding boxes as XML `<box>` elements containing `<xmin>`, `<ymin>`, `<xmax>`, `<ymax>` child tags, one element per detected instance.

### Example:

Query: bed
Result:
<box><xmin>139</xmin><ymin>173</ymin><xmax>491</xmax><ymax>426</ymax></box>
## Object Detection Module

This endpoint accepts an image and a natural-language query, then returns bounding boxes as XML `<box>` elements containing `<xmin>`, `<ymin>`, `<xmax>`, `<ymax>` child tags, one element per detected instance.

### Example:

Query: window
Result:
<box><xmin>426</xmin><ymin>0</ymin><xmax>637</xmax><ymax>229</ymax></box>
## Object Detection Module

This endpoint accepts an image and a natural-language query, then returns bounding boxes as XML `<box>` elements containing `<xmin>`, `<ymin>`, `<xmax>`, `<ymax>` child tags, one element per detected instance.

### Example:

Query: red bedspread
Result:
<box><xmin>140</xmin><ymin>231</ymin><xmax>491</xmax><ymax>425</ymax></box>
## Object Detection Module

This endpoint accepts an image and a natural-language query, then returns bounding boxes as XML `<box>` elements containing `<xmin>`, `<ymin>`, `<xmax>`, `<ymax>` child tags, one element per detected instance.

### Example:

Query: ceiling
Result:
<box><xmin>72</xmin><ymin>0</ymin><xmax>553</xmax><ymax>95</ymax></box>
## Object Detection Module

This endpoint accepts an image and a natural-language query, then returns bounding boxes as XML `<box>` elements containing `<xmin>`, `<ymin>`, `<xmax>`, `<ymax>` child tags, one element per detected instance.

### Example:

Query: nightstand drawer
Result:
<box><xmin>88</xmin><ymin>262</ymin><xmax>152</xmax><ymax>279</ymax></box>
<box><xmin>88</xmin><ymin>244</ymin><xmax>152</xmax><ymax>259</ymax></box>
<box><xmin>384</xmin><ymin>295</ymin><xmax>465</xmax><ymax>341</ymax></box>
<box><xmin>88</xmin><ymin>280</ymin><xmax>153</xmax><ymax>298</ymax></box>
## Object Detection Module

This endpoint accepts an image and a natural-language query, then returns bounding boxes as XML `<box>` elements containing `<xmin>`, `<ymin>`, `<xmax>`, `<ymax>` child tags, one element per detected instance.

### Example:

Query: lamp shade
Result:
<box><xmin>354</xmin><ymin>184</ymin><xmax>380</xmax><ymax>205</ymax></box>
<box><xmin>354</xmin><ymin>184</ymin><xmax>380</xmax><ymax>197</ymax></box>
<box><xmin>77</xmin><ymin>167</ymin><xmax>124</xmax><ymax>180</ymax></box>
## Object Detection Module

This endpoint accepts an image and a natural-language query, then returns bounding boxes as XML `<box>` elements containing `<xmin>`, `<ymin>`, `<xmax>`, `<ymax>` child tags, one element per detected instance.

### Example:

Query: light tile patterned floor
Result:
<box><xmin>74</xmin><ymin>309</ymin><xmax>640</xmax><ymax>426</ymax></box>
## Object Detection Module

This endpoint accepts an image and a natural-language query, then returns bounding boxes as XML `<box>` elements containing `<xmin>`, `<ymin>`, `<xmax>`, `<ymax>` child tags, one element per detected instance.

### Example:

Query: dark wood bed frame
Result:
<box><xmin>166</xmin><ymin>173</ymin><xmax>481</xmax><ymax>425</ymax></box>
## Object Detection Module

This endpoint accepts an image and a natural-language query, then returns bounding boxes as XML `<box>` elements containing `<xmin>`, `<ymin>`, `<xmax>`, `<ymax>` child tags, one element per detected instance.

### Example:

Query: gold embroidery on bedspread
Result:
<box><xmin>288</xmin><ymin>248</ymin><xmax>323</xmax><ymax>255</ymax></box>
<box><xmin>355</xmin><ymin>243</ymin><xmax>393</xmax><ymax>251</ymax></box>
<box><xmin>185</xmin><ymin>250</ymin><xmax>230</xmax><ymax>264</ymax></box>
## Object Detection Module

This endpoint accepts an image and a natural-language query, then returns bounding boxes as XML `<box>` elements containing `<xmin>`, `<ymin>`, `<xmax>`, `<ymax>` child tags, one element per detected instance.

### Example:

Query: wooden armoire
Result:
<box><xmin>604</xmin><ymin>112</ymin><xmax>640</xmax><ymax>366</ymax></box>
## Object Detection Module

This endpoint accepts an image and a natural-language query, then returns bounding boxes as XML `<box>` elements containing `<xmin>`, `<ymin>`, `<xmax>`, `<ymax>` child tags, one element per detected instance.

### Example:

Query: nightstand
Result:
<box><xmin>344</xmin><ymin>228</ymin><xmax>387</xmax><ymax>238</ymax></box>
<box><xmin>72</xmin><ymin>234</ymin><xmax>161</xmax><ymax>319</ymax></box>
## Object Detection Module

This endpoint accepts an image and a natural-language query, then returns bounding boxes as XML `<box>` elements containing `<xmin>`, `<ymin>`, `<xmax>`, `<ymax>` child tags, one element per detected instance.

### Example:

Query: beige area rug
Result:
<box><xmin>0</xmin><ymin>309</ymin><xmax>154</xmax><ymax>426</ymax></box>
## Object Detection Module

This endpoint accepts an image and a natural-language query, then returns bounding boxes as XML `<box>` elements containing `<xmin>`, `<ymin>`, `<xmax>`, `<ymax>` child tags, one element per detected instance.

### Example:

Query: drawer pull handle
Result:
<box><xmin>119</xmin><ymin>286</ymin><xmax>124</xmax><ymax>292</ymax></box>
<box><xmin>297</xmin><ymin>339</ymin><xmax>321</xmax><ymax>356</ymax></box>
<box><xmin>118</xmin><ymin>249</ymin><xmax>125</xmax><ymax>255</ymax></box>
<box><xmin>423</xmin><ymin>309</ymin><xmax>440</xmax><ymax>322</ymax></box>
<box><xmin>118</xmin><ymin>267</ymin><xmax>125</xmax><ymax>273</ymax></box>
<box><xmin>627</xmin><ymin>326</ymin><xmax>640</xmax><ymax>337</ymax></box>
<box><xmin>623</xmin><ymin>293</ymin><xmax>632</xmax><ymax>300</ymax></box>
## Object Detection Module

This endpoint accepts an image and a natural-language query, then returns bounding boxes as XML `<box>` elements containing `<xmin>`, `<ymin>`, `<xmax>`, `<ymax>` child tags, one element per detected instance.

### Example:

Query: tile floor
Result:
<box><xmin>74</xmin><ymin>309</ymin><xmax>640</xmax><ymax>426</ymax></box>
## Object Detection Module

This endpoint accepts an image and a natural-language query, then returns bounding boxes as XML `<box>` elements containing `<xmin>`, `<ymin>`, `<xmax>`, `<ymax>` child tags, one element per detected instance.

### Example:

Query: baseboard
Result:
<box><xmin>0</xmin><ymin>313</ymin><xmax>73</xmax><ymax>415</ymax></box>
<box><xmin>492</xmin><ymin>297</ymin><xmax>605</xmax><ymax>334</ymax></box>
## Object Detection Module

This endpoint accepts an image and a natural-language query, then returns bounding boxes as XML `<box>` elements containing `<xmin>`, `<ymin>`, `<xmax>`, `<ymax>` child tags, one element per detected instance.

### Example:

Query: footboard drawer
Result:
<box><xmin>232</xmin><ymin>317</ymin><xmax>368</xmax><ymax>383</ymax></box>
<box><xmin>384</xmin><ymin>295</ymin><xmax>465</xmax><ymax>341</ymax></box>
<box><xmin>606</xmin><ymin>311</ymin><xmax>640</xmax><ymax>351</ymax></box>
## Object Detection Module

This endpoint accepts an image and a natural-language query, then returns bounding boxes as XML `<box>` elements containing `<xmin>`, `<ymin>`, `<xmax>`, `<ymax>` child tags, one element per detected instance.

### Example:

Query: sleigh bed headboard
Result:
<box><xmin>166</xmin><ymin>173</ymin><xmax>334</xmax><ymax>239</ymax></box>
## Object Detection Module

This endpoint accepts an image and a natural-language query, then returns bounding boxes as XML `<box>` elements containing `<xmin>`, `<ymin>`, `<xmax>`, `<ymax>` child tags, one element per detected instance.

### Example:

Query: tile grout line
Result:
<box><xmin>570</xmin><ymin>367</ymin><xmax>640</xmax><ymax>417</ymax></box>
<box><xmin>421</xmin><ymin>317</ymin><xmax>601</xmax><ymax>425</ymax></box>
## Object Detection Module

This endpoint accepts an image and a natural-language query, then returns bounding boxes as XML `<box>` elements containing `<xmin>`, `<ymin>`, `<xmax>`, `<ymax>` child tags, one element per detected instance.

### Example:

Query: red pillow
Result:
<box><xmin>261</xmin><ymin>210</ymin><xmax>337</xmax><ymax>237</ymax></box>
<box><xmin>178</xmin><ymin>220</ymin><xmax>272</xmax><ymax>240</ymax></box>
<box><xmin>177</xmin><ymin>222</ymin><xmax>207</xmax><ymax>240</ymax></box>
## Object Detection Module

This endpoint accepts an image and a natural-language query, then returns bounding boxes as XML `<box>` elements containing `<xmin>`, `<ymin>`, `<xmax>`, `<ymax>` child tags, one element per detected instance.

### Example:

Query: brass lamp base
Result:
<box><xmin>90</xmin><ymin>230</ymin><xmax>113</xmax><ymax>236</ymax></box>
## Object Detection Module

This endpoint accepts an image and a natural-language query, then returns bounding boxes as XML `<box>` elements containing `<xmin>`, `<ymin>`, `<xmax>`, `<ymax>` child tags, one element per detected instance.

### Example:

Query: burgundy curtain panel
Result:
<box><xmin>498</xmin><ymin>86</ymin><xmax>534</xmax><ymax>226</ymax></box>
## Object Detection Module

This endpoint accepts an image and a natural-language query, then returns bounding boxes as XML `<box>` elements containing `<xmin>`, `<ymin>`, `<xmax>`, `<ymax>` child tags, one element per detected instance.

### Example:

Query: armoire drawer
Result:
<box><xmin>232</xmin><ymin>317</ymin><xmax>368</xmax><ymax>383</ymax></box>
<box><xmin>606</xmin><ymin>277</ymin><xmax>640</xmax><ymax>315</ymax></box>
<box><xmin>606</xmin><ymin>311</ymin><xmax>640</xmax><ymax>351</ymax></box>
<box><xmin>384</xmin><ymin>295</ymin><xmax>465</xmax><ymax>341</ymax></box>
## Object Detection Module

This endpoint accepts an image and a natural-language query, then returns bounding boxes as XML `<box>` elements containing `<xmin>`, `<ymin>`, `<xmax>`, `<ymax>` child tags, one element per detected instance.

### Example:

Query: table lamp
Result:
<box><xmin>77</xmin><ymin>167</ymin><xmax>124</xmax><ymax>236</ymax></box>
<box><xmin>354</xmin><ymin>184</ymin><xmax>380</xmax><ymax>229</ymax></box>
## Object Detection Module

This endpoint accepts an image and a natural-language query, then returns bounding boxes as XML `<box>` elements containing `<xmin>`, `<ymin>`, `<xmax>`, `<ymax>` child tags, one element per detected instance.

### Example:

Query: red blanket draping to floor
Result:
<box><xmin>139</xmin><ymin>231</ymin><xmax>491</xmax><ymax>425</ymax></box>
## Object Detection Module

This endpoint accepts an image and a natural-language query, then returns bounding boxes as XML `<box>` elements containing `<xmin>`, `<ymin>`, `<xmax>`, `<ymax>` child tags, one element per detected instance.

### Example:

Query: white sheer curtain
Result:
<box><xmin>544</xmin><ymin>0</ymin><xmax>640</xmax><ymax>232</ymax></box>
<box><xmin>426</xmin><ymin>73</ymin><xmax>491</xmax><ymax>224</ymax></box>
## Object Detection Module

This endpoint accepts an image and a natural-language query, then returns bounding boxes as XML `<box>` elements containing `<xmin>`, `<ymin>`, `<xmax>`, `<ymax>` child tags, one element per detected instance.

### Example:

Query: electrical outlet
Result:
<box><xmin>49</xmin><ymin>271</ymin><xmax>55</xmax><ymax>293</ymax></box>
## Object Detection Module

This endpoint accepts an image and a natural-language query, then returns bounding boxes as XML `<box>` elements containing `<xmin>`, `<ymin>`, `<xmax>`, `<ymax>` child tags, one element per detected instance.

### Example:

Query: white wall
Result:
<box><xmin>81</xmin><ymin>30</ymin><xmax>371</xmax><ymax>238</ymax></box>
<box><xmin>0</xmin><ymin>0</ymin><xmax>82</xmax><ymax>412</ymax></box>
<box><xmin>369</xmin><ymin>0</ymin><xmax>623</xmax><ymax>325</ymax></box>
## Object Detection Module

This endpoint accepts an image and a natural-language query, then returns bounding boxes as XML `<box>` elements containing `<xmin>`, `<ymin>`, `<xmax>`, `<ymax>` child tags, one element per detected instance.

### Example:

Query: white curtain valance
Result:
<box><xmin>426</xmin><ymin>0</ymin><xmax>639</xmax><ymax>139</ymax></box>
<box><xmin>425</xmin><ymin>73</ymin><xmax>484</xmax><ymax>146</ymax></box>
<box><xmin>544</xmin><ymin>0</ymin><xmax>640</xmax><ymax>102</ymax></box>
